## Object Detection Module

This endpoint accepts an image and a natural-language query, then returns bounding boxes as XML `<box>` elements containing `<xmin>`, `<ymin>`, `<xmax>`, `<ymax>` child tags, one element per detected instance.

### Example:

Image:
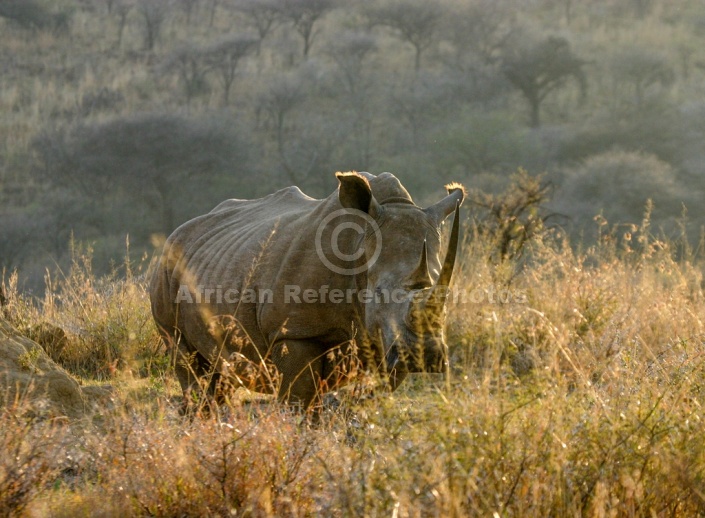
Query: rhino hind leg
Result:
<box><xmin>274</xmin><ymin>340</ymin><xmax>326</xmax><ymax>411</ymax></box>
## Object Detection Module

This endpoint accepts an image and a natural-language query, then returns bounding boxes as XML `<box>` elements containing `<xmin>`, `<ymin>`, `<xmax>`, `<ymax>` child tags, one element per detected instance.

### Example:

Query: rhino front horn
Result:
<box><xmin>437</xmin><ymin>201</ymin><xmax>460</xmax><ymax>289</ymax></box>
<box><xmin>423</xmin><ymin>201</ymin><xmax>460</xmax><ymax>313</ymax></box>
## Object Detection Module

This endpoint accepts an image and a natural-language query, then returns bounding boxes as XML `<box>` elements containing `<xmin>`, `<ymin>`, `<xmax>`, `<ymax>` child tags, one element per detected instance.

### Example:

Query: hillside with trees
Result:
<box><xmin>3</xmin><ymin>3</ymin><xmax>705</xmax><ymax>514</ymax></box>
<box><xmin>2</xmin><ymin>0</ymin><xmax>705</xmax><ymax>289</ymax></box>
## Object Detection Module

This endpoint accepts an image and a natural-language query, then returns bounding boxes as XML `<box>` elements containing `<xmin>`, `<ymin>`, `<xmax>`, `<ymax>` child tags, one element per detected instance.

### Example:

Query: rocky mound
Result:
<box><xmin>0</xmin><ymin>318</ymin><xmax>87</xmax><ymax>418</ymax></box>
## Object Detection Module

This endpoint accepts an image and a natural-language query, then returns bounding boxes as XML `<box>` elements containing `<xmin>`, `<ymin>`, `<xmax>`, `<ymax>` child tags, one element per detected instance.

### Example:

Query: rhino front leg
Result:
<box><xmin>172</xmin><ymin>336</ymin><xmax>222</xmax><ymax>415</ymax></box>
<box><xmin>274</xmin><ymin>340</ymin><xmax>325</xmax><ymax>411</ymax></box>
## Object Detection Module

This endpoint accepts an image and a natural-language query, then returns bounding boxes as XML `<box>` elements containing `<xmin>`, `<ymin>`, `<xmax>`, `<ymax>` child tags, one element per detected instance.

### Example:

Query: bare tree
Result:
<box><xmin>469</xmin><ymin>170</ymin><xmax>553</xmax><ymax>265</ymax></box>
<box><xmin>206</xmin><ymin>36</ymin><xmax>258</xmax><ymax>105</ymax></box>
<box><xmin>326</xmin><ymin>32</ymin><xmax>377</xmax><ymax>165</ymax></box>
<box><xmin>441</xmin><ymin>0</ymin><xmax>513</xmax><ymax>69</ymax></box>
<box><xmin>364</xmin><ymin>0</ymin><xmax>441</xmax><ymax>72</ymax></box>
<box><xmin>326</xmin><ymin>31</ymin><xmax>376</xmax><ymax>95</ymax></box>
<box><xmin>390</xmin><ymin>74</ymin><xmax>453</xmax><ymax>149</ymax></box>
<box><xmin>281</xmin><ymin>0</ymin><xmax>335</xmax><ymax>59</ymax></box>
<box><xmin>438</xmin><ymin>0</ymin><xmax>512</xmax><ymax>104</ymax></box>
<box><xmin>257</xmin><ymin>74</ymin><xmax>308</xmax><ymax>182</ymax></box>
<box><xmin>113</xmin><ymin>0</ymin><xmax>133</xmax><ymax>49</ymax></box>
<box><xmin>229</xmin><ymin>0</ymin><xmax>283</xmax><ymax>54</ymax></box>
<box><xmin>610</xmin><ymin>47</ymin><xmax>674</xmax><ymax>106</ymax></box>
<box><xmin>178</xmin><ymin>0</ymin><xmax>199</xmax><ymax>24</ymax></box>
<box><xmin>32</xmin><ymin>114</ymin><xmax>248</xmax><ymax>232</ymax></box>
<box><xmin>562</xmin><ymin>0</ymin><xmax>572</xmax><ymax>25</ymax></box>
<box><xmin>502</xmin><ymin>35</ymin><xmax>586</xmax><ymax>127</ymax></box>
<box><xmin>137</xmin><ymin>0</ymin><xmax>170</xmax><ymax>51</ymax></box>
<box><xmin>162</xmin><ymin>44</ymin><xmax>212</xmax><ymax>106</ymax></box>
<box><xmin>207</xmin><ymin>0</ymin><xmax>217</xmax><ymax>26</ymax></box>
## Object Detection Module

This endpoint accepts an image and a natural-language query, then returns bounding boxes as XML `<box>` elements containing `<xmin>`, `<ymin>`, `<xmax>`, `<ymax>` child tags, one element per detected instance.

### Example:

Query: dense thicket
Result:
<box><xmin>1</xmin><ymin>0</ymin><xmax>705</xmax><ymax>289</ymax></box>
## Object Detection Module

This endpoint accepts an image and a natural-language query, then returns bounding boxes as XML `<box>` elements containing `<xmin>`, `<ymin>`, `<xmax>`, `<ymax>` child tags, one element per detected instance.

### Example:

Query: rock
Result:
<box><xmin>28</xmin><ymin>322</ymin><xmax>69</xmax><ymax>362</ymax></box>
<box><xmin>0</xmin><ymin>318</ymin><xmax>87</xmax><ymax>418</ymax></box>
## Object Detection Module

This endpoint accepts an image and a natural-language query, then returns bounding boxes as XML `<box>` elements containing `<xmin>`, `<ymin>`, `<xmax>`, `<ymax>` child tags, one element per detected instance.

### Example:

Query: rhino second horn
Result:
<box><xmin>409</xmin><ymin>240</ymin><xmax>432</xmax><ymax>288</ymax></box>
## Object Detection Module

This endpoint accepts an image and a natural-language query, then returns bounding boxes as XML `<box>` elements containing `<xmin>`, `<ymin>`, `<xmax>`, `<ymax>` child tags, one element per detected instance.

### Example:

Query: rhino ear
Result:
<box><xmin>336</xmin><ymin>172</ymin><xmax>380</xmax><ymax>217</ymax></box>
<box><xmin>426</xmin><ymin>182</ymin><xmax>465</xmax><ymax>224</ymax></box>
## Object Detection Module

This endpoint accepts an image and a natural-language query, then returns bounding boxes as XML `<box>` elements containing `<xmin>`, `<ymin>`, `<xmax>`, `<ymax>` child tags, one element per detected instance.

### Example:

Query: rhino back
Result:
<box><xmin>150</xmin><ymin>186</ymin><xmax>351</xmax><ymax>358</ymax></box>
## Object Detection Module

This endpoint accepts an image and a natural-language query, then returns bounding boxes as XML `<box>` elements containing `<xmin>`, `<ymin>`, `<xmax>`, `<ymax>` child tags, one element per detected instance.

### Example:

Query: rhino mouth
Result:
<box><xmin>384</xmin><ymin>329</ymin><xmax>446</xmax><ymax>372</ymax></box>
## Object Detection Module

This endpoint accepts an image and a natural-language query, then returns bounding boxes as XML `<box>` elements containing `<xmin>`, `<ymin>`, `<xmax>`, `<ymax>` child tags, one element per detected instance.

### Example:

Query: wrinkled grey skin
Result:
<box><xmin>149</xmin><ymin>172</ymin><xmax>465</xmax><ymax>410</ymax></box>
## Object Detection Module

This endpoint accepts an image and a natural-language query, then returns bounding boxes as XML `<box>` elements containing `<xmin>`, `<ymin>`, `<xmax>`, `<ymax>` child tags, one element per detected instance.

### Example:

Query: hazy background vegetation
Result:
<box><xmin>3</xmin><ymin>0</ymin><xmax>705</xmax><ymax>291</ymax></box>
<box><xmin>3</xmin><ymin>2</ymin><xmax>705</xmax><ymax>514</ymax></box>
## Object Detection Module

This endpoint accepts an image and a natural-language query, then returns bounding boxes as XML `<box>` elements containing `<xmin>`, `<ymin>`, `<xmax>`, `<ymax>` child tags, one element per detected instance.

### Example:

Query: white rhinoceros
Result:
<box><xmin>150</xmin><ymin>172</ymin><xmax>464</xmax><ymax>411</ymax></box>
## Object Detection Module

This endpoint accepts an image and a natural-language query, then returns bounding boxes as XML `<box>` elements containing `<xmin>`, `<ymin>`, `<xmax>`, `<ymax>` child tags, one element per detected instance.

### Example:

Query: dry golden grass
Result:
<box><xmin>1</xmin><ymin>213</ymin><xmax>704</xmax><ymax>516</ymax></box>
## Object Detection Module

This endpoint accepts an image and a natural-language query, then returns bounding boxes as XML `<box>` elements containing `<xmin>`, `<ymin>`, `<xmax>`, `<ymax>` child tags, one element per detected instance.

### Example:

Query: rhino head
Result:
<box><xmin>335</xmin><ymin>172</ymin><xmax>465</xmax><ymax>389</ymax></box>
